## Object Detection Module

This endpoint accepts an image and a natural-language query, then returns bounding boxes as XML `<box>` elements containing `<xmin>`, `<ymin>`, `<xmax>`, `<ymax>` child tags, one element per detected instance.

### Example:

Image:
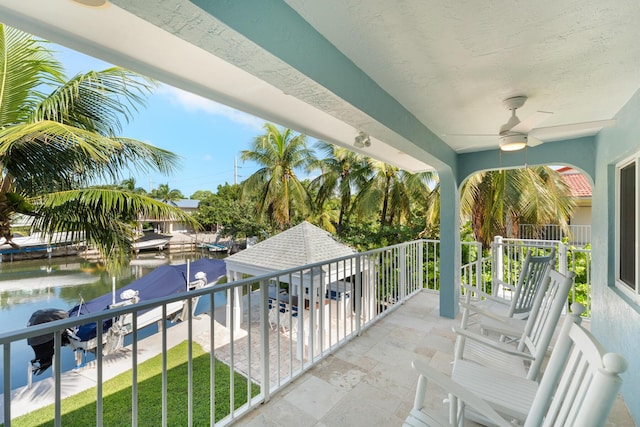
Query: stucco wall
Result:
<box><xmin>569</xmin><ymin>205</ymin><xmax>591</xmax><ymax>226</ymax></box>
<box><xmin>592</xmin><ymin>88</ymin><xmax>640</xmax><ymax>423</ymax></box>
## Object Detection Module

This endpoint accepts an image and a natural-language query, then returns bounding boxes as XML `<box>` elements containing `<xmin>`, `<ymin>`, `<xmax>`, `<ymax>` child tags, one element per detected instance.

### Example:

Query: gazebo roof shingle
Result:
<box><xmin>225</xmin><ymin>221</ymin><xmax>356</xmax><ymax>272</ymax></box>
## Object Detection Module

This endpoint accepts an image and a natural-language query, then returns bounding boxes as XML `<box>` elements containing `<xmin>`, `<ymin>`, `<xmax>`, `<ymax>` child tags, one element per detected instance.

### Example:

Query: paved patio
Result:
<box><xmin>234</xmin><ymin>291</ymin><xmax>634</xmax><ymax>427</ymax></box>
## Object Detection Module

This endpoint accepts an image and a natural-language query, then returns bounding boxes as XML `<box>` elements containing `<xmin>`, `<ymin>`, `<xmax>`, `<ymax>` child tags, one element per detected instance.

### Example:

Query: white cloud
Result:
<box><xmin>157</xmin><ymin>85</ymin><xmax>264</xmax><ymax>130</ymax></box>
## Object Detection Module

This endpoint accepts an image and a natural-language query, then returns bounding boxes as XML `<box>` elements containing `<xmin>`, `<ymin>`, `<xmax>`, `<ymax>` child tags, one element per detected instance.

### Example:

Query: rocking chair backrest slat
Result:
<box><xmin>510</xmin><ymin>249</ymin><xmax>555</xmax><ymax>316</ymax></box>
<box><xmin>525</xmin><ymin>312</ymin><xmax>628</xmax><ymax>427</ymax></box>
<box><xmin>519</xmin><ymin>270</ymin><xmax>575</xmax><ymax>380</ymax></box>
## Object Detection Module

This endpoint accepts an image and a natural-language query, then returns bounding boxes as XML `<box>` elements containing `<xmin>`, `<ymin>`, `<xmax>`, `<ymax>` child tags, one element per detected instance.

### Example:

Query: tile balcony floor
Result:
<box><xmin>235</xmin><ymin>291</ymin><xmax>634</xmax><ymax>427</ymax></box>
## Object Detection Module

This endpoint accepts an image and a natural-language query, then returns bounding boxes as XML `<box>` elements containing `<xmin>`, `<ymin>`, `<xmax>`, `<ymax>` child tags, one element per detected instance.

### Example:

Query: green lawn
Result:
<box><xmin>10</xmin><ymin>341</ymin><xmax>260</xmax><ymax>426</ymax></box>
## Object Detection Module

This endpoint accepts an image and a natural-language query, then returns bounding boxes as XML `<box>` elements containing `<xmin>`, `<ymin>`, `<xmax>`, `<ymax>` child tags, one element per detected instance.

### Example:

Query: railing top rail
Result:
<box><xmin>497</xmin><ymin>238</ymin><xmax>563</xmax><ymax>247</ymax></box>
<box><xmin>361</xmin><ymin>239</ymin><xmax>436</xmax><ymax>254</ymax></box>
<box><xmin>568</xmin><ymin>247</ymin><xmax>592</xmax><ymax>253</ymax></box>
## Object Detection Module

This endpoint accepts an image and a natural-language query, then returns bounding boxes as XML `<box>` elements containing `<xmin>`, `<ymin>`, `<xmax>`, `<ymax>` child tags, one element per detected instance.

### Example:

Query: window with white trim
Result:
<box><xmin>616</xmin><ymin>155</ymin><xmax>638</xmax><ymax>299</ymax></box>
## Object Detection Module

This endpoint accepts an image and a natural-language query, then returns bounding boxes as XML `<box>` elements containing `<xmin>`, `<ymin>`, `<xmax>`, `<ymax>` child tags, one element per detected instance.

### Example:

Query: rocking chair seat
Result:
<box><xmin>451</xmin><ymin>359</ymin><xmax>537</xmax><ymax>421</ymax></box>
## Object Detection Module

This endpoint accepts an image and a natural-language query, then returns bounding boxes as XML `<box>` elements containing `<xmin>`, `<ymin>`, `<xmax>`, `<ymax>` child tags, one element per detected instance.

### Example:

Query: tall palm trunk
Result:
<box><xmin>380</xmin><ymin>175</ymin><xmax>391</xmax><ymax>227</ymax></box>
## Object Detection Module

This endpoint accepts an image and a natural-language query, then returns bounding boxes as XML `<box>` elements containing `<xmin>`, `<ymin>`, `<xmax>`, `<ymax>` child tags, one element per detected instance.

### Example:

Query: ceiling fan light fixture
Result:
<box><xmin>499</xmin><ymin>133</ymin><xmax>527</xmax><ymax>151</ymax></box>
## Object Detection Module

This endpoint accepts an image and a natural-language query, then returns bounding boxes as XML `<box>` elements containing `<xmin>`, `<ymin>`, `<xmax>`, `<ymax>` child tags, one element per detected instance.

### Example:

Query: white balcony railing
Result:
<box><xmin>519</xmin><ymin>223</ymin><xmax>591</xmax><ymax>246</ymax></box>
<box><xmin>0</xmin><ymin>237</ymin><xmax>591</xmax><ymax>426</ymax></box>
<box><xmin>490</xmin><ymin>236</ymin><xmax>592</xmax><ymax>316</ymax></box>
<box><xmin>0</xmin><ymin>240</ymin><xmax>439</xmax><ymax>426</ymax></box>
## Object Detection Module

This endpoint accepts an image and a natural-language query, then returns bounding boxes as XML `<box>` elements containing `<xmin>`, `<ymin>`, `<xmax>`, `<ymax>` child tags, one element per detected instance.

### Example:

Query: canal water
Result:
<box><xmin>0</xmin><ymin>250</ymin><xmax>227</xmax><ymax>394</ymax></box>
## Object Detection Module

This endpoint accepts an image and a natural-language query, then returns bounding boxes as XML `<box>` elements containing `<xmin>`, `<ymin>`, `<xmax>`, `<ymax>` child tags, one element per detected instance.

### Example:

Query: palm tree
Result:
<box><xmin>354</xmin><ymin>160</ymin><xmax>436</xmax><ymax>229</ymax></box>
<box><xmin>0</xmin><ymin>24</ymin><xmax>196</xmax><ymax>271</ymax></box>
<box><xmin>240</xmin><ymin>124</ymin><xmax>315</xmax><ymax>229</ymax></box>
<box><xmin>457</xmin><ymin>167</ymin><xmax>575</xmax><ymax>248</ymax></box>
<box><xmin>151</xmin><ymin>183</ymin><xmax>184</xmax><ymax>205</ymax></box>
<box><xmin>310</xmin><ymin>142</ymin><xmax>371</xmax><ymax>235</ymax></box>
<box><xmin>119</xmin><ymin>177</ymin><xmax>147</xmax><ymax>194</ymax></box>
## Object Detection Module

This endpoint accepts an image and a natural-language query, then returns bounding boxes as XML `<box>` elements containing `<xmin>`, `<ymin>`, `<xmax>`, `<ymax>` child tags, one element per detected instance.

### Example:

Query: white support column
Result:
<box><xmin>225</xmin><ymin>270</ymin><xmax>234</xmax><ymax>329</ymax></box>
<box><xmin>367</xmin><ymin>259</ymin><xmax>375</xmax><ymax>322</ymax></box>
<box><xmin>494</xmin><ymin>235</ymin><xmax>504</xmax><ymax>284</ymax></box>
<box><xmin>233</xmin><ymin>283</ymin><xmax>242</xmax><ymax>332</ymax></box>
<box><xmin>558</xmin><ymin>242</ymin><xmax>568</xmax><ymax>275</ymax></box>
<box><xmin>399</xmin><ymin>246</ymin><xmax>407</xmax><ymax>303</ymax></box>
<box><xmin>225</xmin><ymin>271</ymin><xmax>242</xmax><ymax>333</ymax></box>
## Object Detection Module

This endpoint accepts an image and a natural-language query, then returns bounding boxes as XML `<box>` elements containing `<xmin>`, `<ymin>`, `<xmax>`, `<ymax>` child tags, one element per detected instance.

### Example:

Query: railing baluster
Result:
<box><xmin>162</xmin><ymin>304</ymin><xmax>167</xmax><ymax>427</ymax></box>
<box><xmin>246</xmin><ymin>283</ymin><xmax>252</xmax><ymax>410</ymax></box>
<box><xmin>96</xmin><ymin>319</ymin><xmax>103</xmax><ymax>427</ymax></box>
<box><xmin>229</xmin><ymin>290</ymin><xmax>235</xmax><ymax>419</ymax></box>
<box><xmin>187</xmin><ymin>297</ymin><xmax>193</xmax><ymax>427</ymax></box>
<box><xmin>4</xmin><ymin>343</ymin><xmax>10</xmax><ymax>426</ymax></box>
<box><xmin>259</xmin><ymin>279</ymin><xmax>270</xmax><ymax>402</ymax></box>
<box><xmin>54</xmin><ymin>331</ymin><xmax>61</xmax><ymax>427</ymax></box>
<box><xmin>210</xmin><ymin>292</ymin><xmax>215</xmax><ymax>426</ymax></box>
<box><xmin>132</xmin><ymin>313</ymin><xmax>138</xmax><ymax>427</ymax></box>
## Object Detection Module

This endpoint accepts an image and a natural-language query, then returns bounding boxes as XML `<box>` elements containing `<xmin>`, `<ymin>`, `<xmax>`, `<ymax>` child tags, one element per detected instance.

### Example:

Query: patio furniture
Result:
<box><xmin>404</xmin><ymin>302</ymin><xmax>627</xmax><ymax>427</ymax></box>
<box><xmin>460</xmin><ymin>250</ymin><xmax>555</xmax><ymax>332</ymax></box>
<box><xmin>454</xmin><ymin>269</ymin><xmax>576</xmax><ymax>380</ymax></box>
<box><xmin>267</xmin><ymin>298</ymin><xmax>287</xmax><ymax>331</ymax></box>
<box><xmin>325</xmin><ymin>281</ymin><xmax>353</xmax><ymax>317</ymax></box>
<box><xmin>268</xmin><ymin>294</ymin><xmax>299</xmax><ymax>333</ymax></box>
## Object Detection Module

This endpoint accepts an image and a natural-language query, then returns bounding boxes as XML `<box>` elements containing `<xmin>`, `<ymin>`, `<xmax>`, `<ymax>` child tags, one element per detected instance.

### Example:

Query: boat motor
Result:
<box><xmin>27</xmin><ymin>308</ymin><xmax>72</xmax><ymax>375</ymax></box>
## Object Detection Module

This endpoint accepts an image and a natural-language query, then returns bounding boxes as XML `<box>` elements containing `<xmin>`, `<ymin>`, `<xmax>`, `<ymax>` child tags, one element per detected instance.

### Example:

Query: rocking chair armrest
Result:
<box><xmin>477</xmin><ymin>318</ymin><xmax>525</xmax><ymax>338</ymax></box>
<box><xmin>492</xmin><ymin>278</ymin><xmax>517</xmax><ymax>293</ymax></box>
<box><xmin>460</xmin><ymin>283</ymin><xmax>511</xmax><ymax>306</ymax></box>
<box><xmin>459</xmin><ymin>301</ymin><xmax>513</xmax><ymax>323</ymax></box>
<box><xmin>452</xmin><ymin>327</ymin><xmax>534</xmax><ymax>361</ymax></box>
<box><xmin>410</xmin><ymin>359</ymin><xmax>513</xmax><ymax>427</ymax></box>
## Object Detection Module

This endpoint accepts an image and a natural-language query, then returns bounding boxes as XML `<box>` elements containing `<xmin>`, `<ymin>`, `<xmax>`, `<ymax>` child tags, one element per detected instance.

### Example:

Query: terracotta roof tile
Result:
<box><xmin>562</xmin><ymin>173</ymin><xmax>592</xmax><ymax>198</ymax></box>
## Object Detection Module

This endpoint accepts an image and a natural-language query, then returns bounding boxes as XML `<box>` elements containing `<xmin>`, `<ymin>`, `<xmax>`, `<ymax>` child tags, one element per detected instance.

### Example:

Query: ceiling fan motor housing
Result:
<box><xmin>503</xmin><ymin>96</ymin><xmax>527</xmax><ymax>111</ymax></box>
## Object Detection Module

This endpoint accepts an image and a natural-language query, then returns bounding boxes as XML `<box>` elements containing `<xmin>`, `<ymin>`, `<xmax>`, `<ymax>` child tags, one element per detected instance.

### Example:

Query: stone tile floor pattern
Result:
<box><xmin>234</xmin><ymin>291</ymin><xmax>634</xmax><ymax>427</ymax></box>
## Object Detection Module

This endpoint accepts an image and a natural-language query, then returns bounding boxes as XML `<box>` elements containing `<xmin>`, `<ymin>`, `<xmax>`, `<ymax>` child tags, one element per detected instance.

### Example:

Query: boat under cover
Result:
<box><xmin>28</xmin><ymin>258</ymin><xmax>226</xmax><ymax>375</ymax></box>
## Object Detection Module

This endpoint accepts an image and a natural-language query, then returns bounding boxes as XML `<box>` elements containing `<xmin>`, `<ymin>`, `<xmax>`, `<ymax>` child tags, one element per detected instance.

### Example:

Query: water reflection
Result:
<box><xmin>0</xmin><ymin>250</ymin><xmax>226</xmax><ymax>393</ymax></box>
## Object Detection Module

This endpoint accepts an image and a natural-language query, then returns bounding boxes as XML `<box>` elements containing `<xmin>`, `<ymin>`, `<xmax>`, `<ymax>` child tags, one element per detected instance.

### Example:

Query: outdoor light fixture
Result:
<box><xmin>354</xmin><ymin>131</ymin><xmax>371</xmax><ymax>148</ymax></box>
<box><xmin>499</xmin><ymin>133</ymin><xmax>527</xmax><ymax>151</ymax></box>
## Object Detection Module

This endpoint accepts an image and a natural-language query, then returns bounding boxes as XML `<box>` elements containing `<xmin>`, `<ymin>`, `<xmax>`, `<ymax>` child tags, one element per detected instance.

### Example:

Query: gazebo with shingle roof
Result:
<box><xmin>223</xmin><ymin>221</ymin><xmax>358</xmax><ymax>332</ymax></box>
<box><xmin>224</xmin><ymin>221</ymin><xmax>356</xmax><ymax>276</ymax></box>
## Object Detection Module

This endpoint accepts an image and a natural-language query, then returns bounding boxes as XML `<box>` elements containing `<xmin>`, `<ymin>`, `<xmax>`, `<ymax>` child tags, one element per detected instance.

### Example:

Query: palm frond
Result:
<box><xmin>0</xmin><ymin>122</ymin><xmax>180</xmax><ymax>193</ymax></box>
<box><xmin>29</xmin><ymin>189</ymin><xmax>200</xmax><ymax>272</ymax></box>
<box><xmin>30</xmin><ymin>67</ymin><xmax>156</xmax><ymax>136</ymax></box>
<box><xmin>0</xmin><ymin>24</ymin><xmax>65</xmax><ymax>127</ymax></box>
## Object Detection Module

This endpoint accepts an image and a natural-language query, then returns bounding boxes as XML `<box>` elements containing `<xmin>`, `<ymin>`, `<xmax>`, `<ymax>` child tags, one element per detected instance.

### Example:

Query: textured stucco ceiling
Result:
<box><xmin>284</xmin><ymin>0</ymin><xmax>640</xmax><ymax>151</ymax></box>
<box><xmin>1</xmin><ymin>0</ymin><xmax>640</xmax><ymax>171</ymax></box>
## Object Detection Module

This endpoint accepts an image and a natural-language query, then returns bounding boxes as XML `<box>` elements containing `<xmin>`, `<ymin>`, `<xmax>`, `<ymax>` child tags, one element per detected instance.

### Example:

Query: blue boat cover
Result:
<box><xmin>68</xmin><ymin>258</ymin><xmax>226</xmax><ymax>341</ymax></box>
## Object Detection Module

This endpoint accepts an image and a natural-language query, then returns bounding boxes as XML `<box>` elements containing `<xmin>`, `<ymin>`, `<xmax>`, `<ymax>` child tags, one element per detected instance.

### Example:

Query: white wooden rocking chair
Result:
<box><xmin>404</xmin><ymin>302</ymin><xmax>627</xmax><ymax>427</ymax></box>
<box><xmin>454</xmin><ymin>269</ymin><xmax>576</xmax><ymax>380</ymax></box>
<box><xmin>461</xmin><ymin>250</ymin><xmax>555</xmax><ymax>323</ymax></box>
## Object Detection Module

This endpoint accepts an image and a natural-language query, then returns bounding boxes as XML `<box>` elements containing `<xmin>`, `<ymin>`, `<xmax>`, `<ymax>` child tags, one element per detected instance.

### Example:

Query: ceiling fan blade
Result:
<box><xmin>529</xmin><ymin>119</ymin><xmax>616</xmax><ymax>140</ymax></box>
<box><xmin>510</xmin><ymin>111</ymin><xmax>553</xmax><ymax>133</ymax></box>
<box><xmin>455</xmin><ymin>144</ymin><xmax>494</xmax><ymax>153</ymax></box>
<box><xmin>528</xmin><ymin>135</ymin><xmax>545</xmax><ymax>147</ymax></box>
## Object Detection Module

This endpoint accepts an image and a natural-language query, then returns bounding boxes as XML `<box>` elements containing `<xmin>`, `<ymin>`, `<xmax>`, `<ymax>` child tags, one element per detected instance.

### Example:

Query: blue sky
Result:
<box><xmin>54</xmin><ymin>44</ymin><xmax>287</xmax><ymax>198</ymax></box>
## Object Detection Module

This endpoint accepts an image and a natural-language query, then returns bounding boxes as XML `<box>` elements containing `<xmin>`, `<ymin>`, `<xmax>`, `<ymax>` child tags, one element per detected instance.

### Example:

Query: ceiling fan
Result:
<box><xmin>450</xmin><ymin>96</ymin><xmax>616</xmax><ymax>152</ymax></box>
